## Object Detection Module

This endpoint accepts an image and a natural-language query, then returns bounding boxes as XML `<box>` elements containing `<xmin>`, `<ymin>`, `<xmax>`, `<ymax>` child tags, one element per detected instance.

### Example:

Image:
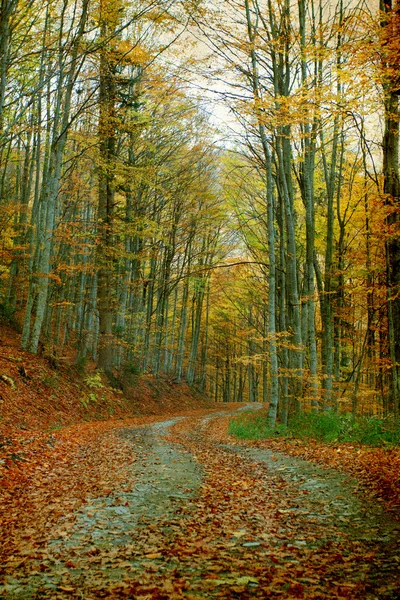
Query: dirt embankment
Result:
<box><xmin>0</xmin><ymin>321</ymin><xmax>212</xmax><ymax>431</ymax></box>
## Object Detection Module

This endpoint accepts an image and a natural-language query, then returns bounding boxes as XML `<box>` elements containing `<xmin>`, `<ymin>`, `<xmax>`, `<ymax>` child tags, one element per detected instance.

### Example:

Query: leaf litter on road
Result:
<box><xmin>0</xmin><ymin>408</ymin><xmax>399</xmax><ymax>599</ymax></box>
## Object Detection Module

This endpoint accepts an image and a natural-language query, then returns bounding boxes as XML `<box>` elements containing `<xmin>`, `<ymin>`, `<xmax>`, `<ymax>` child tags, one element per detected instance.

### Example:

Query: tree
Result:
<box><xmin>380</xmin><ymin>0</ymin><xmax>400</xmax><ymax>412</ymax></box>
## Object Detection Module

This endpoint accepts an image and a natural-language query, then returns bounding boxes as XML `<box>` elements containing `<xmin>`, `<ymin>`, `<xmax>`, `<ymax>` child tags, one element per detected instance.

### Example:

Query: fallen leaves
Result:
<box><xmin>203</xmin><ymin>409</ymin><xmax>400</xmax><ymax>512</ymax></box>
<box><xmin>257</xmin><ymin>437</ymin><xmax>400</xmax><ymax>511</ymax></box>
<box><xmin>1</xmin><ymin>408</ymin><xmax>400</xmax><ymax>599</ymax></box>
<box><xmin>209</xmin><ymin>575</ymin><xmax>259</xmax><ymax>586</ymax></box>
<box><xmin>0</xmin><ymin>416</ymin><xmax>167</xmax><ymax>572</ymax></box>
<box><xmin>58</xmin><ymin>585</ymin><xmax>75</xmax><ymax>593</ymax></box>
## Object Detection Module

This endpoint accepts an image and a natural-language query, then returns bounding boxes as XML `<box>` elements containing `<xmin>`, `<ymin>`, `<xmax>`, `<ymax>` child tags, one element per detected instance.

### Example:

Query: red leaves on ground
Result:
<box><xmin>0</xmin><ymin>415</ymin><xmax>161</xmax><ymax>568</ymax></box>
<box><xmin>1</xmin><ymin>396</ymin><xmax>399</xmax><ymax>599</ymax></box>
<box><xmin>262</xmin><ymin>438</ymin><xmax>400</xmax><ymax>511</ymax></box>
<box><xmin>203</xmin><ymin>413</ymin><xmax>400</xmax><ymax>512</ymax></box>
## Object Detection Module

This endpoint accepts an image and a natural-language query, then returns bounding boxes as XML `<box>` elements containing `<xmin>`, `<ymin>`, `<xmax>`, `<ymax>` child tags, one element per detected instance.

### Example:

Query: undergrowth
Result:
<box><xmin>229</xmin><ymin>410</ymin><xmax>400</xmax><ymax>446</ymax></box>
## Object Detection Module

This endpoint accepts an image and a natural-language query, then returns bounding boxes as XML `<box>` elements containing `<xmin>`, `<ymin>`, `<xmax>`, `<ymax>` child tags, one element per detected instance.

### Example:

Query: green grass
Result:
<box><xmin>228</xmin><ymin>410</ymin><xmax>400</xmax><ymax>446</ymax></box>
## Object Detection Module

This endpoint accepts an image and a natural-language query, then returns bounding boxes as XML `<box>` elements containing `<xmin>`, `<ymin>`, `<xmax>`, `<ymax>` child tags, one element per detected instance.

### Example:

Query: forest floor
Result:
<box><xmin>1</xmin><ymin>406</ymin><xmax>400</xmax><ymax>600</ymax></box>
<box><xmin>1</xmin><ymin>323</ymin><xmax>400</xmax><ymax>598</ymax></box>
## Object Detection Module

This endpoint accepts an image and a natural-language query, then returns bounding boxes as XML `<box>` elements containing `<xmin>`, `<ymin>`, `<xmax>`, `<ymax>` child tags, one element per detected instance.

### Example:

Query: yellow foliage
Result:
<box><xmin>116</xmin><ymin>41</ymin><xmax>150</xmax><ymax>65</ymax></box>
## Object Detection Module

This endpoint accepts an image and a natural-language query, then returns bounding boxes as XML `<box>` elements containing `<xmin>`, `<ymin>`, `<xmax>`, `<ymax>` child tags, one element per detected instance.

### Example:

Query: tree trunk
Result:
<box><xmin>96</xmin><ymin>1</ymin><xmax>118</xmax><ymax>376</ymax></box>
<box><xmin>380</xmin><ymin>0</ymin><xmax>400</xmax><ymax>412</ymax></box>
<box><xmin>244</xmin><ymin>0</ymin><xmax>279</xmax><ymax>424</ymax></box>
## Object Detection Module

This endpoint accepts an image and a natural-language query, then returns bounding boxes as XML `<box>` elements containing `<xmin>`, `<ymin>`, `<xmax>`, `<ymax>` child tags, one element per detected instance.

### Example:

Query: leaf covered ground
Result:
<box><xmin>225</xmin><ymin>410</ymin><xmax>400</xmax><ymax>512</ymax></box>
<box><xmin>1</xmin><ymin>409</ymin><xmax>399</xmax><ymax>599</ymax></box>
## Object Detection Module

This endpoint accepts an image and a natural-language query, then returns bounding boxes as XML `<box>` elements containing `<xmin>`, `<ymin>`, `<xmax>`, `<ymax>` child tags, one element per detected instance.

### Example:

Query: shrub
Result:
<box><xmin>85</xmin><ymin>372</ymin><xmax>104</xmax><ymax>389</ymax></box>
<box><xmin>228</xmin><ymin>413</ymin><xmax>287</xmax><ymax>440</ymax></box>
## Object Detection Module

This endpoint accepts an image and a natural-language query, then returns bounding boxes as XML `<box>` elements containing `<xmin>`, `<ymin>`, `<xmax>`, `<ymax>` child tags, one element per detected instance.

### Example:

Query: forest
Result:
<box><xmin>2</xmin><ymin>1</ymin><xmax>400</xmax><ymax>598</ymax></box>
<box><xmin>0</xmin><ymin>0</ymin><xmax>399</xmax><ymax>429</ymax></box>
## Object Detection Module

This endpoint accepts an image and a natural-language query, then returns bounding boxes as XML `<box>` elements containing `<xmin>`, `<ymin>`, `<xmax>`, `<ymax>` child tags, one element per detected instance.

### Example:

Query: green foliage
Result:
<box><xmin>122</xmin><ymin>362</ymin><xmax>141</xmax><ymax>389</ymax></box>
<box><xmin>85</xmin><ymin>372</ymin><xmax>104</xmax><ymax>389</ymax></box>
<box><xmin>124</xmin><ymin>362</ymin><xmax>141</xmax><ymax>377</ymax></box>
<box><xmin>80</xmin><ymin>392</ymin><xmax>98</xmax><ymax>409</ymax></box>
<box><xmin>289</xmin><ymin>412</ymin><xmax>347</xmax><ymax>443</ymax></box>
<box><xmin>0</xmin><ymin>301</ymin><xmax>16</xmax><ymax>322</ymax></box>
<box><xmin>228</xmin><ymin>413</ymin><xmax>287</xmax><ymax>440</ymax></box>
<box><xmin>48</xmin><ymin>421</ymin><xmax>63</xmax><ymax>431</ymax></box>
<box><xmin>229</xmin><ymin>410</ymin><xmax>400</xmax><ymax>446</ymax></box>
<box><xmin>0</xmin><ymin>301</ymin><xmax>19</xmax><ymax>329</ymax></box>
<box><xmin>75</xmin><ymin>354</ymin><xmax>88</xmax><ymax>375</ymax></box>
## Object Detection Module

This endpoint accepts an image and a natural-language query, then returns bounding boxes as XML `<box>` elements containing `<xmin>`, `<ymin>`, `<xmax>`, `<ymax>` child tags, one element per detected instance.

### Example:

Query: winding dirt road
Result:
<box><xmin>1</xmin><ymin>408</ymin><xmax>399</xmax><ymax>599</ymax></box>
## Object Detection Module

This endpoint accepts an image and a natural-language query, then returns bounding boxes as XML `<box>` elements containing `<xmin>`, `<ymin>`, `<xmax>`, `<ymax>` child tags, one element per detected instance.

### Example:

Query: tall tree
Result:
<box><xmin>380</xmin><ymin>0</ymin><xmax>400</xmax><ymax>412</ymax></box>
<box><xmin>96</xmin><ymin>0</ymin><xmax>119</xmax><ymax>375</ymax></box>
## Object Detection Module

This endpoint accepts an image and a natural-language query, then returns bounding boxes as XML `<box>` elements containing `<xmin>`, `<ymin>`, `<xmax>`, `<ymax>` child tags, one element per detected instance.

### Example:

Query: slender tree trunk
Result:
<box><xmin>245</xmin><ymin>0</ymin><xmax>279</xmax><ymax>424</ymax></box>
<box><xmin>0</xmin><ymin>0</ymin><xmax>18</xmax><ymax>136</ymax></box>
<box><xmin>381</xmin><ymin>5</ymin><xmax>400</xmax><ymax>412</ymax></box>
<box><xmin>198</xmin><ymin>279</ymin><xmax>210</xmax><ymax>392</ymax></box>
<box><xmin>97</xmin><ymin>0</ymin><xmax>118</xmax><ymax>375</ymax></box>
<box><xmin>298</xmin><ymin>0</ymin><xmax>318</xmax><ymax>407</ymax></box>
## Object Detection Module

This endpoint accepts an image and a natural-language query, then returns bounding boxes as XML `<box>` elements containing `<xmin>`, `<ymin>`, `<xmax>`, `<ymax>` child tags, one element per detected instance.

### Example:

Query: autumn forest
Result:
<box><xmin>0</xmin><ymin>0</ymin><xmax>399</xmax><ymax>427</ymax></box>
<box><xmin>2</xmin><ymin>1</ymin><xmax>400</xmax><ymax>598</ymax></box>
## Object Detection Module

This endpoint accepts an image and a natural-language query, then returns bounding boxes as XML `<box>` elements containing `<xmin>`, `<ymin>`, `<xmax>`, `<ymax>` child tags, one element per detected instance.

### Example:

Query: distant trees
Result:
<box><xmin>0</xmin><ymin>0</ymin><xmax>223</xmax><ymax>383</ymax></box>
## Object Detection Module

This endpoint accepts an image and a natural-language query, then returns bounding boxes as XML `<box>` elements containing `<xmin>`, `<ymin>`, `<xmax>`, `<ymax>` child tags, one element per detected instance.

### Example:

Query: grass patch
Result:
<box><xmin>228</xmin><ymin>410</ymin><xmax>400</xmax><ymax>446</ymax></box>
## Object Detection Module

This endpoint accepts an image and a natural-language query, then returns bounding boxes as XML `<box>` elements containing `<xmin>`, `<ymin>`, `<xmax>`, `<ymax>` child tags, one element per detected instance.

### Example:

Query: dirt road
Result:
<box><xmin>1</xmin><ymin>408</ymin><xmax>399</xmax><ymax>599</ymax></box>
